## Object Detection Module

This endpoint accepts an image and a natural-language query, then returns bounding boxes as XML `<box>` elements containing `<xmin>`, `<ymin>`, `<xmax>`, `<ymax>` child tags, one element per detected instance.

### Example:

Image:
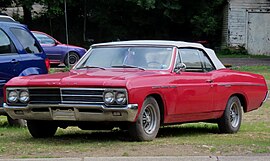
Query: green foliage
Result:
<box><xmin>128</xmin><ymin>0</ymin><xmax>156</xmax><ymax>9</ymax></box>
<box><xmin>0</xmin><ymin>0</ymin><xmax>13</xmax><ymax>10</ymax></box>
<box><xmin>2</xmin><ymin>0</ymin><xmax>226</xmax><ymax>48</ymax></box>
<box><xmin>219</xmin><ymin>45</ymin><xmax>248</xmax><ymax>55</ymax></box>
<box><xmin>190</xmin><ymin>0</ymin><xmax>225</xmax><ymax>45</ymax></box>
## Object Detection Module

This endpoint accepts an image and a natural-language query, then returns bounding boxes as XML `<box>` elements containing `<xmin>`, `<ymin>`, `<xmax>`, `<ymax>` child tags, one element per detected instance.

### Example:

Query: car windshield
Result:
<box><xmin>75</xmin><ymin>46</ymin><xmax>173</xmax><ymax>70</ymax></box>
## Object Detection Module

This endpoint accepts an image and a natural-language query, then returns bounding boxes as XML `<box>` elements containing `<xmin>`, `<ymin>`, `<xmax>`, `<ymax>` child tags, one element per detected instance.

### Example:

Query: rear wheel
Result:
<box><xmin>218</xmin><ymin>96</ymin><xmax>242</xmax><ymax>133</ymax></box>
<box><xmin>27</xmin><ymin>120</ymin><xmax>58</xmax><ymax>138</ymax></box>
<box><xmin>128</xmin><ymin>96</ymin><xmax>160</xmax><ymax>141</ymax></box>
<box><xmin>64</xmin><ymin>52</ymin><xmax>80</xmax><ymax>67</ymax></box>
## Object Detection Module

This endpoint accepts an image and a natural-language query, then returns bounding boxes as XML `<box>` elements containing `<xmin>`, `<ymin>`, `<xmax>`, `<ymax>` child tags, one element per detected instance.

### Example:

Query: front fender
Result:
<box><xmin>19</xmin><ymin>67</ymin><xmax>46</xmax><ymax>76</ymax></box>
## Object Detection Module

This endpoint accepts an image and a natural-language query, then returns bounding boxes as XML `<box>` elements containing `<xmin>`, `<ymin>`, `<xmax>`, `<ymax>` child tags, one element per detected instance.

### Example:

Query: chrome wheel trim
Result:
<box><xmin>230</xmin><ymin>102</ymin><xmax>240</xmax><ymax>128</ymax></box>
<box><xmin>142</xmin><ymin>104</ymin><xmax>157</xmax><ymax>135</ymax></box>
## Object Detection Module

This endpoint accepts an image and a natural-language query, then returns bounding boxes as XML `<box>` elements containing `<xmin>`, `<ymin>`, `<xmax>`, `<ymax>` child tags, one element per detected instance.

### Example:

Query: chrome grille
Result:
<box><xmin>61</xmin><ymin>88</ymin><xmax>104</xmax><ymax>104</ymax></box>
<box><xmin>28</xmin><ymin>88</ymin><xmax>105</xmax><ymax>104</ymax></box>
<box><xmin>29</xmin><ymin>88</ymin><xmax>61</xmax><ymax>104</ymax></box>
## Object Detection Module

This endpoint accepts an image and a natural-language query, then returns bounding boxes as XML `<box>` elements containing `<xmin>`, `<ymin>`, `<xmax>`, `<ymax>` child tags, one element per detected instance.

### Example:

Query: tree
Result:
<box><xmin>0</xmin><ymin>0</ymin><xmax>13</xmax><ymax>11</ymax></box>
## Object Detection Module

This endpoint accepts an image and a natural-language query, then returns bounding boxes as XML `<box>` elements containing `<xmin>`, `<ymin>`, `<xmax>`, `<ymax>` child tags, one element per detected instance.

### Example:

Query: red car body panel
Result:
<box><xmin>4</xmin><ymin>67</ymin><xmax>268</xmax><ymax>124</ymax></box>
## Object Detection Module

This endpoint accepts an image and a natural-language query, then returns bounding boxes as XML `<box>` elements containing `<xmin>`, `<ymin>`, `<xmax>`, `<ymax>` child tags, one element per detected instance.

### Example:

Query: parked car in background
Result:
<box><xmin>0</xmin><ymin>21</ymin><xmax>49</xmax><ymax>126</ymax></box>
<box><xmin>32</xmin><ymin>31</ymin><xmax>87</xmax><ymax>67</ymax></box>
<box><xmin>3</xmin><ymin>40</ymin><xmax>268</xmax><ymax>140</ymax></box>
<box><xmin>0</xmin><ymin>15</ymin><xmax>16</xmax><ymax>22</ymax></box>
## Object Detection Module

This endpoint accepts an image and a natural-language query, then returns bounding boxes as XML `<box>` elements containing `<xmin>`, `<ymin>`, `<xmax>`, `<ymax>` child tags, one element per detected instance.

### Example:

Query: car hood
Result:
<box><xmin>6</xmin><ymin>69</ymin><xmax>169</xmax><ymax>88</ymax></box>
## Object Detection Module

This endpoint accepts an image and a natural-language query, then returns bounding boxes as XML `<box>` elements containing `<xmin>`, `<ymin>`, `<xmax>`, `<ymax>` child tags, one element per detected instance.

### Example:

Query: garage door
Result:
<box><xmin>247</xmin><ymin>12</ymin><xmax>270</xmax><ymax>55</ymax></box>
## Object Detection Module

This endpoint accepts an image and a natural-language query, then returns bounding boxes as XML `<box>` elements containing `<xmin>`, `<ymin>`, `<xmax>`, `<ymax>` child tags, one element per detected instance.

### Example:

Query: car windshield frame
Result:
<box><xmin>73</xmin><ymin>45</ymin><xmax>175</xmax><ymax>71</ymax></box>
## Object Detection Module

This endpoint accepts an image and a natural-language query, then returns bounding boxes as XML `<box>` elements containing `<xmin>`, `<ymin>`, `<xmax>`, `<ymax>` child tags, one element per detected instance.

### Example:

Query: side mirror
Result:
<box><xmin>174</xmin><ymin>63</ymin><xmax>186</xmax><ymax>74</ymax></box>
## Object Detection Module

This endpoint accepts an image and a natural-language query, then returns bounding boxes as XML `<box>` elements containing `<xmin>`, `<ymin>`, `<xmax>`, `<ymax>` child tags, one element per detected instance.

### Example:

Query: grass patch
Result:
<box><xmin>232</xmin><ymin>66</ymin><xmax>270</xmax><ymax>81</ymax></box>
<box><xmin>0</xmin><ymin>116</ymin><xmax>9</xmax><ymax>127</ymax></box>
<box><xmin>217</xmin><ymin>54</ymin><xmax>270</xmax><ymax>58</ymax></box>
<box><xmin>0</xmin><ymin>101</ymin><xmax>269</xmax><ymax>158</ymax></box>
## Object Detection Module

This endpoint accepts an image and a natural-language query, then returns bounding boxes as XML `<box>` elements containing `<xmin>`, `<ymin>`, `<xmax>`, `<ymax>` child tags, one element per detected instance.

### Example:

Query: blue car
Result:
<box><xmin>32</xmin><ymin>31</ymin><xmax>87</xmax><ymax>67</ymax></box>
<box><xmin>0</xmin><ymin>21</ymin><xmax>49</xmax><ymax>126</ymax></box>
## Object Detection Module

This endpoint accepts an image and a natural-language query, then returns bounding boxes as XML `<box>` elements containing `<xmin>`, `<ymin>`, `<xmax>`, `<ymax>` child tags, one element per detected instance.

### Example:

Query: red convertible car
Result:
<box><xmin>3</xmin><ymin>40</ymin><xmax>269</xmax><ymax>141</ymax></box>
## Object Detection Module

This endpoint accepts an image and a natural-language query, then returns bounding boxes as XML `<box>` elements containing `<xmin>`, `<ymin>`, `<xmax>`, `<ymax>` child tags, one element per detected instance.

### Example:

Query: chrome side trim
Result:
<box><xmin>218</xmin><ymin>83</ymin><xmax>265</xmax><ymax>87</ymax></box>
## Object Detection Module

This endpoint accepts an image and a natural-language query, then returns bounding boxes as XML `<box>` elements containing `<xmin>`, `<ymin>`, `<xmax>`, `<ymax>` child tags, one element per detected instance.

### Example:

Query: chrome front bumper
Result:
<box><xmin>3</xmin><ymin>103</ymin><xmax>138</xmax><ymax>122</ymax></box>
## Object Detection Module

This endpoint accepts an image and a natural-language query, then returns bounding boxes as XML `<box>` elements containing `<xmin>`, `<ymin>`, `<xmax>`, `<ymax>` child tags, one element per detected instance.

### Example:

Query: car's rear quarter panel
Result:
<box><xmin>213</xmin><ymin>69</ymin><xmax>268</xmax><ymax>112</ymax></box>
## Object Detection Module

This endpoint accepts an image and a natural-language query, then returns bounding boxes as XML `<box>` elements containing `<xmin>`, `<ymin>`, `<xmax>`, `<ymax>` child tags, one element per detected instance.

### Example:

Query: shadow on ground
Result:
<box><xmin>22</xmin><ymin>123</ymin><xmax>219</xmax><ymax>143</ymax></box>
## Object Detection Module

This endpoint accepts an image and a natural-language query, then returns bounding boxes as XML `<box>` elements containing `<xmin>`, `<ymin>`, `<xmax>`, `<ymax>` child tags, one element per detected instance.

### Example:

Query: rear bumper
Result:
<box><xmin>3</xmin><ymin>103</ymin><xmax>138</xmax><ymax>122</ymax></box>
<box><xmin>262</xmin><ymin>90</ymin><xmax>269</xmax><ymax>104</ymax></box>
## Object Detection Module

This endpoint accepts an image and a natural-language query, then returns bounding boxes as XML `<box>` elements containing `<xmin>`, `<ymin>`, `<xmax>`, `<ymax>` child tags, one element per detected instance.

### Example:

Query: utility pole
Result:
<box><xmin>64</xmin><ymin>0</ymin><xmax>69</xmax><ymax>67</ymax></box>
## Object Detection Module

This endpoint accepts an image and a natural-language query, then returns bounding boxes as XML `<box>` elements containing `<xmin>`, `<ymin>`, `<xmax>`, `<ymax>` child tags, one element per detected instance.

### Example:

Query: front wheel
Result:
<box><xmin>27</xmin><ymin>120</ymin><xmax>58</xmax><ymax>138</ymax></box>
<box><xmin>128</xmin><ymin>96</ymin><xmax>160</xmax><ymax>141</ymax></box>
<box><xmin>218</xmin><ymin>96</ymin><xmax>242</xmax><ymax>133</ymax></box>
<box><xmin>64</xmin><ymin>52</ymin><xmax>80</xmax><ymax>67</ymax></box>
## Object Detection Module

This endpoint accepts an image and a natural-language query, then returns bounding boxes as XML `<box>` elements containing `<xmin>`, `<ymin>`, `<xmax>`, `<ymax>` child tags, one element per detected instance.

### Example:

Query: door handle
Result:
<box><xmin>206</xmin><ymin>80</ymin><xmax>213</xmax><ymax>83</ymax></box>
<box><xmin>11</xmin><ymin>59</ymin><xmax>19</xmax><ymax>64</ymax></box>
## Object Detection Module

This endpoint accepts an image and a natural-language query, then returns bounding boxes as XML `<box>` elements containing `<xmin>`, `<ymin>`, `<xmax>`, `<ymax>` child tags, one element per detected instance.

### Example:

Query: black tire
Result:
<box><xmin>64</xmin><ymin>52</ymin><xmax>80</xmax><ymax>67</ymax></box>
<box><xmin>218</xmin><ymin>96</ymin><xmax>242</xmax><ymax>133</ymax></box>
<box><xmin>27</xmin><ymin>120</ymin><xmax>58</xmax><ymax>138</ymax></box>
<box><xmin>128</xmin><ymin>96</ymin><xmax>160</xmax><ymax>141</ymax></box>
<box><xmin>7</xmin><ymin>116</ymin><xmax>26</xmax><ymax>127</ymax></box>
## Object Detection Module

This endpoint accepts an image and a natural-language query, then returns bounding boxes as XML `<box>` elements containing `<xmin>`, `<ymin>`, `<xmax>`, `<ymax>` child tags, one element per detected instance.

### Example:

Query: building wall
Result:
<box><xmin>224</xmin><ymin>0</ymin><xmax>270</xmax><ymax>55</ymax></box>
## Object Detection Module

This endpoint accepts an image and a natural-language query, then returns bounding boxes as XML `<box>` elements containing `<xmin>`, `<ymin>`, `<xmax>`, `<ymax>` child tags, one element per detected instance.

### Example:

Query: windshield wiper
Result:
<box><xmin>76</xmin><ymin>66</ymin><xmax>106</xmax><ymax>70</ymax></box>
<box><xmin>111</xmin><ymin>65</ymin><xmax>145</xmax><ymax>70</ymax></box>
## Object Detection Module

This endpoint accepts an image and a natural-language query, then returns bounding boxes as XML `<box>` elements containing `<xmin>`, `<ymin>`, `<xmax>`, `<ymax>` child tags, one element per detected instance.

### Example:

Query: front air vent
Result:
<box><xmin>29</xmin><ymin>88</ymin><xmax>61</xmax><ymax>104</ymax></box>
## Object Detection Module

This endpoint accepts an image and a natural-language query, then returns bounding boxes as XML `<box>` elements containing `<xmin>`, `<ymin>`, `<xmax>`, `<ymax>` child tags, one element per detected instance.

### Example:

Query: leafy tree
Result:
<box><xmin>2</xmin><ymin>0</ymin><xmax>225</xmax><ymax>47</ymax></box>
<box><xmin>0</xmin><ymin>0</ymin><xmax>13</xmax><ymax>11</ymax></box>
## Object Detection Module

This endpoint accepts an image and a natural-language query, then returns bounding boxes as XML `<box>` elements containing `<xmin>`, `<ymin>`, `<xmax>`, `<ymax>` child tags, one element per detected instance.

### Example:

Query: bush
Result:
<box><xmin>218</xmin><ymin>45</ymin><xmax>248</xmax><ymax>55</ymax></box>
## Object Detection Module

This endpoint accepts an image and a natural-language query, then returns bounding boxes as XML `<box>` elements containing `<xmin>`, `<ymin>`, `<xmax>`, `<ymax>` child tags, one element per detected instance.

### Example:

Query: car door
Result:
<box><xmin>173</xmin><ymin>48</ymin><xmax>216</xmax><ymax>116</ymax></box>
<box><xmin>33</xmin><ymin>32</ymin><xmax>63</xmax><ymax>63</ymax></box>
<box><xmin>0</xmin><ymin>29</ymin><xmax>22</xmax><ymax>103</ymax></box>
<box><xmin>10</xmin><ymin>27</ymin><xmax>47</xmax><ymax>75</ymax></box>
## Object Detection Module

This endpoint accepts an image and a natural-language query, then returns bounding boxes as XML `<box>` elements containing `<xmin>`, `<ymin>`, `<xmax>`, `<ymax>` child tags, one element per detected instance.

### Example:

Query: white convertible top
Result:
<box><xmin>92</xmin><ymin>40</ymin><xmax>225</xmax><ymax>70</ymax></box>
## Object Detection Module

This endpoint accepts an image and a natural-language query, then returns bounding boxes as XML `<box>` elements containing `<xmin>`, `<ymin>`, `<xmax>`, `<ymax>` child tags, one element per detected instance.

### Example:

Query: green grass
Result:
<box><xmin>0</xmin><ymin>100</ymin><xmax>269</xmax><ymax>158</ymax></box>
<box><xmin>232</xmin><ymin>66</ymin><xmax>270</xmax><ymax>80</ymax></box>
<box><xmin>217</xmin><ymin>54</ymin><xmax>270</xmax><ymax>58</ymax></box>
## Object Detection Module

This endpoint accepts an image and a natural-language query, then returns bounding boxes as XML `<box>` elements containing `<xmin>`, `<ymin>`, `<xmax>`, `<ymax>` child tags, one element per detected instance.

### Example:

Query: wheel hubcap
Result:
<box><xmin>69</xmin><ymin>54</ymin><xmax>78</xmax><ymax>65</ymax></box>
<box><xmin>142</xmin><ymin>104</ymin><xmax>156</xmax><ymax>134</ymax></box>
<box><xmin>230</xmin><ymin>102</ymin><xmax>240</xmax><ymax>128</ymax></box>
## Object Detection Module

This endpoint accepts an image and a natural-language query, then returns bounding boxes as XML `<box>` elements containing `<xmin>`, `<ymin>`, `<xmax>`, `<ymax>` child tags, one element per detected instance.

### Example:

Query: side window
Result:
<box><xmin>33</xmin><ymin>33</ymin><xmax>55</xmax><ymax>45</ymax></box>
<box><xmin>179</xmin><ymin>48</ymin><xmax>203</xmax><ymax>72</ymax></box>
<box><xmin>0</xmin><ymin>29</ymin><xmax>16</xmax><ymax>54</ymax></box>
<box><xmin>199</xmin><ymin>50</ymin><xmax>215</xmax><ymax>72</ymax></box>
<box><xmin>11</xmin><ymin>28</ymin><xmax>41</xmax><ymax>54</ymax></box>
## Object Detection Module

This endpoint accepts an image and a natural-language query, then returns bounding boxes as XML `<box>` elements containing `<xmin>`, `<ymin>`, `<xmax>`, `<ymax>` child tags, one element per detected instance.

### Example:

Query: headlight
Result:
<box><xmin>115</xmin><ymin>92</ymin><xmax>127</xmax><ymax>105</ymax></box>
<box><xmin>19</xmin><ymin>90</ymin><xmax>29</xmax><ymax>103</ymax></box>
<box><xmin>104</xmin><ymin>91</ymin><xmax>115</xmax><ymax>104</ymax></box>
<box><xmin>8</xmin><ymin>90</ymin><xmax>18</xmax><ymax>103</ymax></box>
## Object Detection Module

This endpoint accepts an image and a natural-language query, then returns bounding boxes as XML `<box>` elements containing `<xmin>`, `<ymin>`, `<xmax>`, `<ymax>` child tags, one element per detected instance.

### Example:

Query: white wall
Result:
<box><xmin>225</xmin><ymin>0</ymin><xmax>270</xmax><ymax>55</ymax></box>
